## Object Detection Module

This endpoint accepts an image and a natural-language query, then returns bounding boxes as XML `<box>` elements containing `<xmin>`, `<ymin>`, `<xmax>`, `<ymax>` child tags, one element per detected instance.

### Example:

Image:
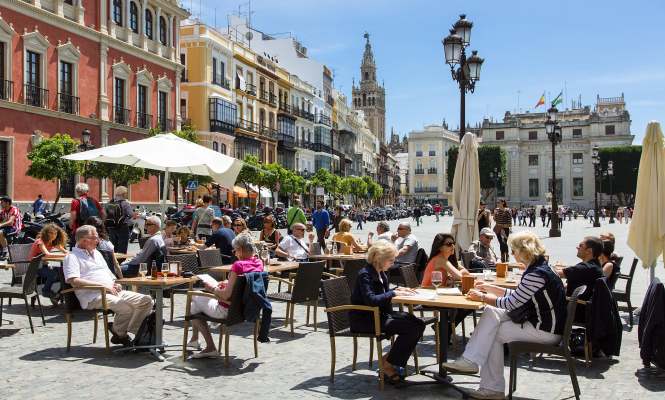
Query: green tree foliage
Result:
<box><xmin>346</xmin><ymin>176</ymin><xmax>368</xmax><ymax>205</ymax></box>
<box><xmin>447</xmin><ymin>145</ymin><xmax>507</xmax><ymax>201</ymax></box>
<box><xmin>599</xmin><ymin>145</ymin><xmax>641</xmax><ymax>205</ymax></box>
<box><xmin>86</xmin><ymin>138</ymin><xmax>145</xmax><ymax>187</ymax></box>
<box><xmin>26</xmin><ymin>133</ymin><xmax>83</xmax><ymax>208</ymax></box>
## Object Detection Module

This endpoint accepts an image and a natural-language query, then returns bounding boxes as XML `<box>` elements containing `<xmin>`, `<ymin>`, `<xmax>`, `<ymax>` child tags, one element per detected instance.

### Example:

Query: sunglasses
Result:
<box><xmin>443</xmin><ymin>242</ymin><xmax>455</xmax><ymax>247</ymax></box>
<box><xmin>234</xmin><ymin>224</ymin><xmax>244</xmax><ymax>227</ymax></box>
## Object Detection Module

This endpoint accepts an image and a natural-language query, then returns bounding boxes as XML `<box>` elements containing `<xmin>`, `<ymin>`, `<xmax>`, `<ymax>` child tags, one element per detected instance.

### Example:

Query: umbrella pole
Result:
<box><xmin>161</xmin><ymin>168</ymin><xmax>170</xmax><ymax>219</ymax></box>
<box><xmin>650</xmin><ymin>262</ymin><xmax>656</xmax><ymax>283</ymax></box>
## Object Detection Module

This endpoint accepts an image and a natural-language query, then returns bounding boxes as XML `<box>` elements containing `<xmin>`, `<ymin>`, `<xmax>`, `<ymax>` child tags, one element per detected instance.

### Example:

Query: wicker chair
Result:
<box><xmin>508</xmin><ymin>285</ymin><xmax>586</xmax><ymax>400</ymax></box>
<box><xmin>182</xmin><ymin>276</ymin><xmax>259</xmax><ymax>366</ymax></box>
<box><xmin>167</xmin><ymin>253</ymin><xmax>201</xmax><ymax>322</ymax></box>
<box><xmin>612</xmin><ymin>257</ymin><xmax>638</xmax><ymax>326</ymax></box>
<box><xmin>197</xmin><ymin>248</ymin><xmax>223</xmax><ymax>270</ymax></box>
<box><xmin>8</xmin><ymin>243</ymin><xmax>33</xmax><ymax>286</ymax></box>
<box><xmin>341</xmin><ymin>259</ymin><xmax>366</xmax><ymax>290</ymax></box>
<box><xmin>0</xmin><ymin>255</ymin><xmax>45</xmax><ymax>333</ymax></box>
<box><xmin>268</xmin><ymin>261</ymin><xmax>325</xmax><ymax>334</ymax></box>
<box><xmin>57</xmin><ymin>267</ymin><xmax>112</xmax><ymax>351</ymax></box>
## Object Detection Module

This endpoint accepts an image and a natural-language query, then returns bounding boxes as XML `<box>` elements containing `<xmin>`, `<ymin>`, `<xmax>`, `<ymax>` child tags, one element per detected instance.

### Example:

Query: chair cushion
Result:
<box><xmin>267</xmin><ymin>292</ymin><xmax>293</xmax><ymax>302</ymax></box>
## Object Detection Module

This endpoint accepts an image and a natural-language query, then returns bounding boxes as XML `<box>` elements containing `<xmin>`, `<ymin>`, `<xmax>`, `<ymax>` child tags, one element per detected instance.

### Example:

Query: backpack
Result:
<box><xmin>132</xmin><ymin>310</ymin><xmax>158</xmax><ymax>348</ymax></box>
<box><xmin>105</xmin><ymin>200</ymin><xmax>124</xmax><ymax>227</ymax></box>
<box><xmin>77</xmin><ymin>197</ymin><xmax>100</xmax><ymax>226</ymax></box>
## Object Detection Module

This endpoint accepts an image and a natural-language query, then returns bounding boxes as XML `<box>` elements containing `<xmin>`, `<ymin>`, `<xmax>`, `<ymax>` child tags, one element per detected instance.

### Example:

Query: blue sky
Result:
<box><xmin>193</xmin><ymin>0</ymin><xmax>665</xmax><ymax>143</ymax></box>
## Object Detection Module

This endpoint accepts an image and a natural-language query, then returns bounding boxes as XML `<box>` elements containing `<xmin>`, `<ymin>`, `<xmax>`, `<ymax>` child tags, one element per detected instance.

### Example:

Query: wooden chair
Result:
<box><xmin>268</xmin><ymin>261</ymin><xmax>325</xmax><ymax>334</ymax></box>
<box><xmin>612</xmin><ymin>257</ymin><xmax>638</xmax><ymax>326</ymax></box>
<box><xmin>57</xmin><ymin>267</ymin><xmax>112</xmax><ymax>351</ymax></box>
<box><xmin>166</xmin><ymin>253</ymin><xmax>201</xmax><ymax>322</ymax></box>
<box><xmin>508</xmin><ymin>285</ymin><xmax>586</xmax><ymax>400</ymax></box>
<box><xmin>0</xmin><ymin>255</ymin><xmax>45</xmax><ymax>333</ymax></box>
<box><xmin>182</xmin><ymin>276</ymin><xmax>259</xmax><ymax>366</ymax></box>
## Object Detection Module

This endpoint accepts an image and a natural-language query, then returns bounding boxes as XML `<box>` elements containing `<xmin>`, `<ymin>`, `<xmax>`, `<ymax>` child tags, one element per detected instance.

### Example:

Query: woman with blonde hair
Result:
<box><xmin>349</xmin><ymin>241</ymin><xmax>423</xmax><ymax>384</ymax></box>
<box><xmin>442</xmin><ymin>231</ymin><xmax>567</xmax><ymax>399</ymax></box>
<box><xmin>29</xmin><ymin>223</ymin><xmax>68</xmax><ymax>299</ymax></box>
<box><xmin>232</xmin><ymin>217</ymin><xmax>249</xmax><ymax>235</ymax></box>
<box><xmin>332</xmin><ymin>218</ymin><xmax>366</xmax><ymax>253</ymax></box>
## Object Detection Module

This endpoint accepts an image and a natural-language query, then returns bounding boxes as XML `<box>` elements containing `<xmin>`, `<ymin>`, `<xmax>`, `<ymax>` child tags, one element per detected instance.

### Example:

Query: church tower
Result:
<box><xmin>352</xmin><ymin>33</ymin><xmax>386</xmax><ymax>143</ymax></box>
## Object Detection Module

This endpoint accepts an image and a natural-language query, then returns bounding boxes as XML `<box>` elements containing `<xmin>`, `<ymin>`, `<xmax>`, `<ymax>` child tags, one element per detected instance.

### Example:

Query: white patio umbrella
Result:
<box><xmin>63</xmin><ymin>133</ymin><xmax>244</xmax><ymax>213</ymax></box>
<box><xmin>627</xmin><ymin>121</ymin><xmax>665</xmax><ymax>281</ymax></box>
<box><xmin>451</xmin><ymin>132</ymin><xmax>481</xmax><ymax>253</ymax></box>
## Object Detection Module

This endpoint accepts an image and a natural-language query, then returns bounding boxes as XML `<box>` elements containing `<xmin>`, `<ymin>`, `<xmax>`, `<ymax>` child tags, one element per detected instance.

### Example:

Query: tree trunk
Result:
<box><xmin>53</xmin><ymin>182</ymin><xmax>61</xmax><ymax>211</ymax></box>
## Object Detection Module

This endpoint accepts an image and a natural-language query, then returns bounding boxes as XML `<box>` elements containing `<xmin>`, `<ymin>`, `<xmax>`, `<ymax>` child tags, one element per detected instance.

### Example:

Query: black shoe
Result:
<box><xmin>111</xmin><ymin>334</ymin><xmax>132</xmax><ymax>347</ymax></box>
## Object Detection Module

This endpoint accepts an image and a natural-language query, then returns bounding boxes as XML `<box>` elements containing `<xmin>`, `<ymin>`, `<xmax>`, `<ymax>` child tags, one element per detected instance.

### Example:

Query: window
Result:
<box><xmin>528</xmin><ymin>130</ymin><xmax>537</xmax><ymax>140</ymax></box>
<box><xmin>114</xmin><ymin>78</ymin><xmax>126</xmax><ymax>124</ymax></box>
<box><xmin>26</xmin><ymin>51</ymin><xmax>40</xmax><ymax>86</ymax></box>
<box><xmin>572</xmin><ymin>153</ymin><xmax>583</xmax><ymax>165</ymax></box>
<box><xmin>130</xmin><ymin>2</ymin><xmax>139</xmax><ymax>33</ymax></box>
<box><xmin>0</xmin><ymin>140</ymin><xmax>7</xmax><ymax>196</ymax></box>
<box><xmin>548</xmin><ymin>178</ymin><xmax>563</xmax><ymax>201</ymax></box>
<box><xmin>428</xmin><ymin>144</ymin><xmax>436</xmax><ymax>156</ymax></box>
<box><xmin>159</xmin><ymin>16</ymin><xmax>167</xmax><ymax>45</ymax></box>
<box><xmin>158</xmin><ymin>91</ymin><xmax>168</xmax><ymax>130</ymax></box>
<box><xmin>573</xmin><ymin>128</ymin><xmax>582</xmax><ymax>138</ymax></box>
<box><xmin>180</xmin><ymin>98</ymin><xmax>186</xmax><ymax>120</ymax></box>
<box><xmin>137</xmin><ymin>84</ymin><xmax>149</xmax><ymax>128</ymax></box>
<box><xmin>221</xmin><ymin>143</ymin><xmax>227</xmax><ymax>155</ymax></box>
<box><xmin>528</xmin><ymin>154</ymin><xmax>539</xmax><ymax>166</ymax></box>
<box><xmin>113</xmin><ymin>0</ymin><xmax>123</xmax><ymax>26</ymax></box>
<box><xmin>605</xmin><ymin>125</ymin><xmax>615</xmax><ymax>135</ymax></box>
<box><xmin>212</xmin><ymin>57</ymin><xmax>217</xmax><ymax>83</ymax></box>
<box><xmin>212</xmin><ymin>141</ymin><xmax>219</xmax><ymax>152</ymax></box>
<box><xmin>415</xmin><ymin>143</ymin><xmax>422</xmax><ymax>157</ymax></box>
<box><xmin>59</xmin><ymin>61</ymin><xmax>76</xmax><ymax>114</ymax></box>
<box><xmin>529</xmin><ymin>179</ymin><xmax>539</xmax><ymax>197</ymax></box>
<box><xmin>209</xmin><ymin>97</ymin><xmax>237</xmax><ymax>133</ymax></box>
<box><xmin>573</xmin><ymin>178</ymin><xmax>584</xmax><ymax>197</ymax></box>
<box><xmin>0</xmin><ymin>41</ymin><xmax>4</xmax><ymax>84</ymax></box>
<box><xmin>60</xmin><ymin>174</ymin><xmax>76</xmax><ymax>198</ymax></box>
<box><xmin>496</xmin><ymin>131</ymin><xmax>504</xmax><ymax>140</ymax></box>
<box><xmin>145</xmin><ymin>9</ymin><xmax>153</xmax><ymax>40</ymax></box>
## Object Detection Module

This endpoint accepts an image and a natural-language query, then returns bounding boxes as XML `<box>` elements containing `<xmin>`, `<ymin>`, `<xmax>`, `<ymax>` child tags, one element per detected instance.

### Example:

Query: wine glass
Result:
<box><xmin>161</xmin><ymin>263</ymin><xmax>169</xmax><ymax>280</ymax></box>
<box><xmin>139</xmin><ymin>263</ymin><xmax>148</xmax><ymax>279</ymax></box>
<box><xmin>260</xmin><ymin>248</ymin><xmax>270</xmax><ymax>266</ymax></box>
<box><xmin>431</xmin><ymin>271</ymin><xmax>443</xmax><ymax>293</ymax></box>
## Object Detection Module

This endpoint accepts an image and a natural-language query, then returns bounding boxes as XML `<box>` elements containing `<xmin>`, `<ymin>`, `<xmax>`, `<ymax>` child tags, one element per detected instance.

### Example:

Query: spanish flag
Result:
<box><xmin>535</xmin><ymin>92</ymin><xmax>545</xmax><ymax>108</ymax></box>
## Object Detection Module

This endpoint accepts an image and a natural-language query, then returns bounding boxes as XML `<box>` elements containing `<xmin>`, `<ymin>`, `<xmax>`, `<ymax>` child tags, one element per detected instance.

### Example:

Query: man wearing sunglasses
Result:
<box><xmin>275</xmin><ymin>223</ymin><xmax>314</xmax><ymax>261</ymax></box>
<box><xmin>392</xmin><ymin>222</ymin><xmax>419</xmax><ymax>265</ymax></box>
<box><xmin>121</xmin><ymin>216</ymin><xmax>165</xmax><ymax>277</ymax></box>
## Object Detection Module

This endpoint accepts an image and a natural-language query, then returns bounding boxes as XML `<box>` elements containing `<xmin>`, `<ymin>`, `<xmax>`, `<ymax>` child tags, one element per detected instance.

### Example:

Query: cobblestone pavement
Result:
<box><xmin>1</xmin><ymin>217</ymin><xmax>664</xmax><ymax>399</ymax></box>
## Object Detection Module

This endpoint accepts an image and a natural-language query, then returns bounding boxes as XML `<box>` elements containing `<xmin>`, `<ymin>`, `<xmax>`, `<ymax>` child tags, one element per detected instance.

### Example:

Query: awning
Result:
<box><xmin>233</xmin><ymin>185</ymin><xmax>259</xmax><ymax>199</ymax></box>
<box><xmin>249</xmin><ymin>184</ymin><xmax>273</xmax><ymax>198</ymax></box>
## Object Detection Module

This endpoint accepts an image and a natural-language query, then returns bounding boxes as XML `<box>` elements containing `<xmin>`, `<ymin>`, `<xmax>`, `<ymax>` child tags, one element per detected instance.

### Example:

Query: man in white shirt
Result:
<box><xmin>64</xmin><ymin>225</ymin><xmax>153</xmax><ymax>346</ymax></box>
<box><xmin>367</xmin><ymin>220</ymin><xmax>393</xmax><ymax>246</ymax></box>
<box><xmin>392</xmin><ymin>222</ymin><xmax>419</xmax><ymax>264</ymax></box>
<box><xmin>275</xmin><ymin>223</ymin><xmax>314</xmax><ymax>261</ymax></box>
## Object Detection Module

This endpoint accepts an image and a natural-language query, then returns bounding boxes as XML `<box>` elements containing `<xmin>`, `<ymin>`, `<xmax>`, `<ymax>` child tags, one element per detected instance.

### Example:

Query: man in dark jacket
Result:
<box><xmin>638</xmin><ymin>278</ymin><xmax>665</xmax><ymax>369</ymax></box>
<box><xmin>587</xmin><ymin>277</ymin><xmax>622</xmax><ymax>357</ymax></box>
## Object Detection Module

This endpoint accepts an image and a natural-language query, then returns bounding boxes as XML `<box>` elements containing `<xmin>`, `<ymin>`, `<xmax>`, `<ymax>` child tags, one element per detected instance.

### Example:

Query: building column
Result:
<box><xmin>100</xmin><ymin>0</ymin><xmax>108</xmax><ymax>33</ymax></box>
<box><xmin>124</xmin><ymin>0</ymin><xmax>131</xmax><ymax>36</ymax></box>
<box><xmin>100</xmin><ymin>125</ymin><xmax>110</xmax><ymax>202</ymax></box>
<box><xmin>140</xmin><ymin>0</ymin><xmax>147</xmax><ymax>50</ymax></box>
<box><xmin>33</xmin><ymin>0</ymin><xmax>42</xmax><ymax>8</ymax></box>
<box><xmin>508</xmin><ymin>148</ymin><xmax>520</xmax><ymax>204</ymax></box>
<box><xmin>175</xmin><ymin>72</ymin><xmax>181</xmax><ymax>129</ymax></box>
<box><xmin>76</xmin><ymin>0</ymin><xmax>85</xmax><ymax>24</ymax></box>
<box><xmin>99</xmin><ymin>44</ymin><xmax>110</xmax><ymax>121</ymax></box>
<box><xmin>56</xmin><ymin>0</ymin><xmax>64</xmax><ymax>16</ymax></box>
<box><xmin>168</xmin><ymin>14</ymin><xmax>175</xmax><ymax>61</ymax></box>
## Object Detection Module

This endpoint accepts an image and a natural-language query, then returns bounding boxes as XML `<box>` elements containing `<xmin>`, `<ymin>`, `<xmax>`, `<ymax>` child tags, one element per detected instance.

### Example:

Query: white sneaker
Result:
<box><xmin>460</xmin><ymin>388</ymin><xmax>505</xmax><ymax>399</ymax></box>
<box><xmin>440</xmin><ymin>357</ymin><xmax>479</xmax><ymax>374</ymax></box>
<box><xmin>189</xmin><ymin>350</ymin><xmax>220</xmax><ymax>359</ymax></box>
<box><xmin>186</xmin><ymin>339</ymin><xmax>201</xmax><ymax>350</ymax></box>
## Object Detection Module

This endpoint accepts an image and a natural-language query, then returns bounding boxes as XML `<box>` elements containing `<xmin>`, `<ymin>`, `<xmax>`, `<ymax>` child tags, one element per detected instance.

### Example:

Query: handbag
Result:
<box><xmin>507</xmin><ymin>304</ymin><xmax>532</xmax><ymax>325</ymax></box>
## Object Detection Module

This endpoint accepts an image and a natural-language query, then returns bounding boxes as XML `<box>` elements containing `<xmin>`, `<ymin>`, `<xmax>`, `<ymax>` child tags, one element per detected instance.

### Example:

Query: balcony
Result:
<box><xmin>244</xmin><ymin>83</ymin><xmax>257</xmax><ymax>96</ymax></box>
<box><xmin>237</xmin><ymin>118</ymin><xmax>260</xmax><ymax>134</ymax></box>
<box><xmin>58</xmin><ymin>93</ymin><xmax>79</xmax><ymax>115</ymax></box>
<box><xmin>210</xmin><ymin>119</ymin><xmax>236</xmax><ymax>135</ymax></box>
<box><xmin>317</xmin><ymin>114</ymin><xmax>331</xmax><ymax>127</ymax></box>
<box><xmin>158</xmin><ymin>116</ymin><xmax>173</xmax><ymax>132</ymax></box>
<box><xmin>260</xmin><ymin>125</ymin><xmax>277</xmax><ymax>139</ymax></box>
<box><xmin>276</xmin><ymin>132</ymin><xmax>295</xmax><ymax>149</ymax></box>
<box><xmin>213</xmin><ymin>75</ymin><xmax>230</xmax><ymax>90</ymax></box>
<box><xmin>428</xmin><ymin>168</ymin><xmax>438</xmax><ymax>174</ymax></box>
<box><xmin>429</xmin><ymin>151</ymin><xmax>436</xmax><ymax>156</ymax></box>
<box><xmin>114</xmin><ymin>107</ymin><xmax>131</xmax><ymax>125</ymax></box>
<box><xmin>24</xmin><ymin>84</ymin><xmax>49</xmax><ymax>108</ymax></box>
<box><xmin>296</xmin><ymin>140</ymin><xmax>332</xmax><ymax>154</ymax></box>
<box><xmin>269</xmin><ymin>92</ymin><xmax>277</xmax><ymax>106</ymax></box>
<box><xmin>278</xmin><ymin>102</ymin><xmax>292</xmax><ymax>116</ymax></box>
<box><xmin>415</xmin><ymin>187</ymin><xmax>439</xmax><ymax>193</ymax></box>
<box><xmin>301</xmin><ymin>110</ymin><xmax>315</xmax><ymax>122</ymax></box>
<box><xmin>260</xmin><ymin>90</ymin><xmax>270</xmax><ymax>103</ymax></box>
<box><xmin>414</xmin><ymin>168</ymin><xmax>425</xmax><ymax>175</ymax></box>
<box><xmin>326</xmin><ymin>94</ymin><xmax>334</xmax><ymax>106</ymax></box>
<box><xmin>137</xmin><ymin>112</ymin><xmax>153</xmax><ymax>129</ymax></box>
<box><xmin>0</xmin><ymin>80</ymin><xmax>13</xmax><ymax>101</ymax></box>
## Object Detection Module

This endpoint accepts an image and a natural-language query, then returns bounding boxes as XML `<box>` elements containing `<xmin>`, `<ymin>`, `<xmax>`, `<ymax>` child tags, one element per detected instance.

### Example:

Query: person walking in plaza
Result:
<box><xmin>64</xmin><ymin>225</ymin><xmax>154</xmax><ymax>346</ymax></box>
<box><xmin>493</xmin><ymin>200</ymin><xmax>512</xmax><ymax>262</ymax></box>
<box><xmin>32</xmin><ymin>194</ymin><xmax>44</xmax><ymax>215</ymax></box>
<box><xmin>192</xmin><ymin>194</ymin><xmax>215</xmax><ymax>241</ymax></box>
<box><xmin>413</xmin><ymin>206</ymin><xmax>422</xmax><ymax>227</ymax></box>
<box><xmin>587</xmin><ymin>208</ymin><xmax>595</xmax><ymax>224</ymax></box>
<box><xmin>540</xmin><ymin>207</ymin><xmax>547</xmax><ymax>227</ymax></box>
<box><xmin>312</xmin><ymin>200</ymin><xmax>330</xmax><ymax>251</ymax></box>
<box><xmin>0</xmin><ymin>196</ymin><xmax>22</xmax><ymax>260</ymax></box>
<box><xmin>349</xmin><ymin>241</ymin><xmax>424</xmax><ymax>384</ymax></box>
<box><xmin>286</xmin><ymin>199</ymin><xmax>307</xmax><ymax>235</ymax></box>
<box><xmin>442</xmin><ymin>231</ymin><xmax>566</xmax><ymax>399</ymax></box>
<box><xmin>528</xmin><ymin>208</ymin><xmax>536</xmax><ymax>227</ymax></box>
<box><xmin>69</xmin><ymin>183</ymin><xmax>104</xmax><ymax>240</ymax></box>
<box><xmin>355</xmin><ymin>208</ymin><xmax>365</xmax><ymax>230</ymax></box>
<box><xmin>105</xmin><ymin>186</ymin><xmax>134</xmax><ymax>254</ymax></box>
<box><xmin>477</xmin><ymin>201</ymin><xmax>492</xmax><ymax>234</ymax></box>
<box><xmin>433</xmin><ymin>204</ymin><xmax>441</xmax><ymax>222</ymax></box>
<box><xmin>332</xmin><ymin>206</ymin><xmax>344</xmax><ymax>232</ymax></box>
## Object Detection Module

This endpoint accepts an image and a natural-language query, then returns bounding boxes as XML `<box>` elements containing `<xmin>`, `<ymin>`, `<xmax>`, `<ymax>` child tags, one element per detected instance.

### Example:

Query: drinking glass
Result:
<box><xmin>331</xmin><ymin>242</ymin><xmax>338</xmax><ymax>255</ymax></box>
<box><xmin>260</xmin><ymin>248</ymin><xmax>270</xmax><ymax>266</ymax></box>
<box><xmin>506</xmin><ymin>269</ymin><xmax>514</xmax><ymax>282</ymax></box>
<box><xmin>483</xmin><ymin>269</ymin><xmax>493</xmax><ymax>281</ymax></box>
<box><xmin>161</xmin><ymin>263</ymin><xmax>169</xmax><ymax>280</ymax></box>
<box><xmin>139</xmin><ymin>263</ymin><xmax>148</xmax><ymax>279</ymax></box>
<box><xmin>431</xmin><ymin>271</ymin><xmax>443</xmax><ymax>291</ymax></box>
<box><xmin>513</xmin><ymin>267</ymin><xmax>522</xmax><ymax>281</ymax></box>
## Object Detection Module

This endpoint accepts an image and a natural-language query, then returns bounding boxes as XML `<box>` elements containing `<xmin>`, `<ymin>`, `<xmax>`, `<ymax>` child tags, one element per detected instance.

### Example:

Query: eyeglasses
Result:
<box><xmin>234</xmin><ymin>224</ymin><xmax>244</xmax><ymax>227</ymax></box>
<box><xmin>145</xmin><ymin>222</ymin><xmax>156</xmax><ymax>227</ymax></box>
<box><xmin>443</xmin><ymin>242</ymin><xmax>455</xmax><ymax>247</ymax></box>
<box><xmin>294</xmin><ymin>228</ymin><xmax>305</xmax><ymax>231</ymax></box>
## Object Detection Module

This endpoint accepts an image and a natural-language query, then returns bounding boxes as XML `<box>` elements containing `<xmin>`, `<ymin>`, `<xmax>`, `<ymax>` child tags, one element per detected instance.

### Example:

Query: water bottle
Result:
<box><xmin>331</xmin><ymin>242</ymin><xmax>338</xmax><ymax>255</ymax></box>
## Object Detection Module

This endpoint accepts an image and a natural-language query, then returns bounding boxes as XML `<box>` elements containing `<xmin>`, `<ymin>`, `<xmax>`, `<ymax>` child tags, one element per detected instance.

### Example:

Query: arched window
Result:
<box><xmin>221</xmin><ymin>143</ymin><xmax>227</xmax><ymax>155</ymax></box>
<box><xmin>212</xmin><ymin>141</ymin><xmax>219</xmax><ymax>152</ymax></box>
<box><xmin>129</xmin><ymin>2</ymin><xmax>139</xmax><ymax>33</ymax></box>
<box><xmin>145</xmin><ymin>9</ymin><xmax>153</xmax><ymax>40</ymax></box>
<box><xmin>113</xmin><ymin>0</ymin><xmax>123</xmax><ymax>26</ymax></box>
<box><xmin>159</xmin><ymin>16</ymin><xmax>167</xmax><ymax>45</ymax></box>
<box><xmin>364</xmin><ymin>71</ymin><xmax>368</xmax><ymax>80</ymax></box>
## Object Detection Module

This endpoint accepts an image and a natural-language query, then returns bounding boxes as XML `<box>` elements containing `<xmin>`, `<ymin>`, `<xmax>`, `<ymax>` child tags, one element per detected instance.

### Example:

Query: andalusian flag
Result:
<box><xmin>535</xmin><ymin>92</ymin><xmax>545</xmax><ymax>108</ymax></box>
<box><xmin>551</xmin><ymin>91</ymin><xmax>563</xmax><ymax>107</ymax></box>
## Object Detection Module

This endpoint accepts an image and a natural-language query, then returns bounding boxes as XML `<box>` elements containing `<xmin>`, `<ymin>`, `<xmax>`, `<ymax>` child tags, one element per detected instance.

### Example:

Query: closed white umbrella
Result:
<box><xmin>63</xmin><ymin>133</ymin><xmax>244</xmax><ymax>213</ymax></box>
<box><xmin>451</xmin><ymin>133</ymin><xmax>481</xmax><ymax>253</ymax></box>
<box><xmin>627</xmin><ymin>121</ymin><xmax>665</xmax><ymax>281</ymax></box>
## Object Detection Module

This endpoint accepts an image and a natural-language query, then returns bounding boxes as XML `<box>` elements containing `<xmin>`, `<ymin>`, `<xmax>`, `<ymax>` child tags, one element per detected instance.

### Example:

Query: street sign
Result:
<box><xmin>186</xmin><ymin>180</ymin><xmax>199</xmax><ymax>190</ymax></box>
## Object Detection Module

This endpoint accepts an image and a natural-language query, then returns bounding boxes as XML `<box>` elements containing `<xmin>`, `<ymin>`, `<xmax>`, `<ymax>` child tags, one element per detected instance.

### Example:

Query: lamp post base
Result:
<box><xmin>593</xmin><ymin>221</ymin><xmax>601</xmax><ymax>228</ymax></box>
<box><xmin>549</xmin><ymin>227</ymin><xmax>561</xmax><ymax>237</ymax></box>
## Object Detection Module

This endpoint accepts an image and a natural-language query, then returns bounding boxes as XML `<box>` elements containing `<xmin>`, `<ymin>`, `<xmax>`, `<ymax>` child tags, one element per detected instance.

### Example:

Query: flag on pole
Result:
<box><xmin>535</xmin><ymin>92</ymin><xmax>545</xmax><ymax>108</ymax></box>
<box><xmin>551</xmin><ymin>91</ymin><xmax>563</xmax><ymax>107</ymax></box>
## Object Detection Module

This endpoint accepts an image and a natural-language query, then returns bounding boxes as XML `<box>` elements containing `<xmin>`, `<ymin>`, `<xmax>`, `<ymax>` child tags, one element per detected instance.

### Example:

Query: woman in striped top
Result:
<box><xmin>493</xmin><ymin>199</ymin><xmax>513</xmax><ymax>262</ymax></box>
<box><xmin>442</xmin><ymin>231</ymin><xmax>567</xmax><ymax>399</ymax></box>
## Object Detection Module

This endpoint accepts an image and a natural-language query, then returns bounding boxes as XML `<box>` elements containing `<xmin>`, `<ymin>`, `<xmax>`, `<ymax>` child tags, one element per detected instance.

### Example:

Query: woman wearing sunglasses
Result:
<box><xmin>421</xmin><ymin>233</ymin><xmax>469</xmax><ymax>288</ymax></box>
<box><xmin>232</xmin><ymin>217</ymin><xmax>249</xmax><ymax>235</ymax></box>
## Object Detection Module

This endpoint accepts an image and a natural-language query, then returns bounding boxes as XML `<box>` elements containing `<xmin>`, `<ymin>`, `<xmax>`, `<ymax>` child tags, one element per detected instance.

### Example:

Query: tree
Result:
<box><xmin>344</xmin><ymin>176</ymin><xmax>367</xmax><ymax>206</ymax></box>
<box><xmin>447</xmin><ymin>145</ymin><xmax>507</xmax><ymax>202</ymax></box>
<box><xmin>235</xmin><ymin>155</ymin><xmax>266</xmax><ymax>209</ymax></box>
<box><xmin>599</xmin><ymin>145</ymin><xmax>641</xmax><ymax>205</ymax></box>
<box><xmin>86</xmin><ymin>138</ymin><xmax>145</xmax><ymax>187</ymax></box>
<box><xmin>26</xmin><ymin>133</ymin><xmax>83</xmax><ymax>209</ymax></box>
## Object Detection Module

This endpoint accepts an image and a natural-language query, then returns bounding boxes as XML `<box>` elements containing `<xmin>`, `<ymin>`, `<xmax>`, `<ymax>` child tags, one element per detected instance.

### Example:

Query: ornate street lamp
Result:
<box><xmin>442</xmin><ymin>14</ymin><xmax>484</xmax><ymax>141</ymax></box>
<box><xmin>592</xmin><ymin>145</ymin><xmax>601</xmax><ymax>228</ymax></box>
<box><xmin>608</xmin><ymin>160</ymin><xmax>615</xmax><ymax>224</ymax></box>
<box><xmin>77</xmin><ymin>128</ymin><xmax>95</xmax><ymax>179</ymax></box>
<box><xmin>545</xmin><ymin>106</ymin><xmax>562</xmax><ymax>237</ymax></box>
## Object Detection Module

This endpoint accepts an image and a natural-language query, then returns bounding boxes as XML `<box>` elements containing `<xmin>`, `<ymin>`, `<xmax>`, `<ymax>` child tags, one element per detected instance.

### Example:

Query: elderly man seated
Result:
<box><xmin>275</xmin><ymin>223</ymin><xmax>314</xmax><ymax>261</ymax></box>
<box><xmin>64</xmin><ymin>225</ymin><xmax>154</xmax><ymax>346</ymax></box>
<box><xmin>367</xmin><ymin>220</ymin><xmax>392</xmax><ymax>246</ymax></box>
<box><xmin>121</xmin><ymin>215</ymin><xmax>165</xmax><ymax>277</ymax></box>
<box><xmin>467</xmin><ymin>227</ymin><xmax>499</xmax><ymax>271</ymax></box>
<box><xmin>392</xmin><ymin>222</ymin><xmax>419</xmax><ymax>265</ymax></box>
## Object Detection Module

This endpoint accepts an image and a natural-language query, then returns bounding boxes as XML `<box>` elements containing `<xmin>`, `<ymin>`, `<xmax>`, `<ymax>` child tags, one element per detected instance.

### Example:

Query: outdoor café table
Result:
<box><xmin>392</xmin><ymin>290</ymin><xmax>484</xmax><ymax>387</ymax></box>
<box><xmin>208</xmin><ymin>261</ymin><xmax>299</xmax><ymax>275</ymax></box>
<box><xmin>115</xmin><ymin>276</ymin><xmax>197</xmax><ymax>361</ymax></box>
<box><xmin>309</xmin><ymin>253</ymin><xmax>367</xmax><ymax>261</ymax></box>
<box><xmin>484</xmin><ymin>276</ymin><xmax>519</xmax><ymax>290</ymax></box>
<box><xmin>166</xmin><ymin>246</ymin><xmax>198</xmax><ymax>255</ymax></box>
